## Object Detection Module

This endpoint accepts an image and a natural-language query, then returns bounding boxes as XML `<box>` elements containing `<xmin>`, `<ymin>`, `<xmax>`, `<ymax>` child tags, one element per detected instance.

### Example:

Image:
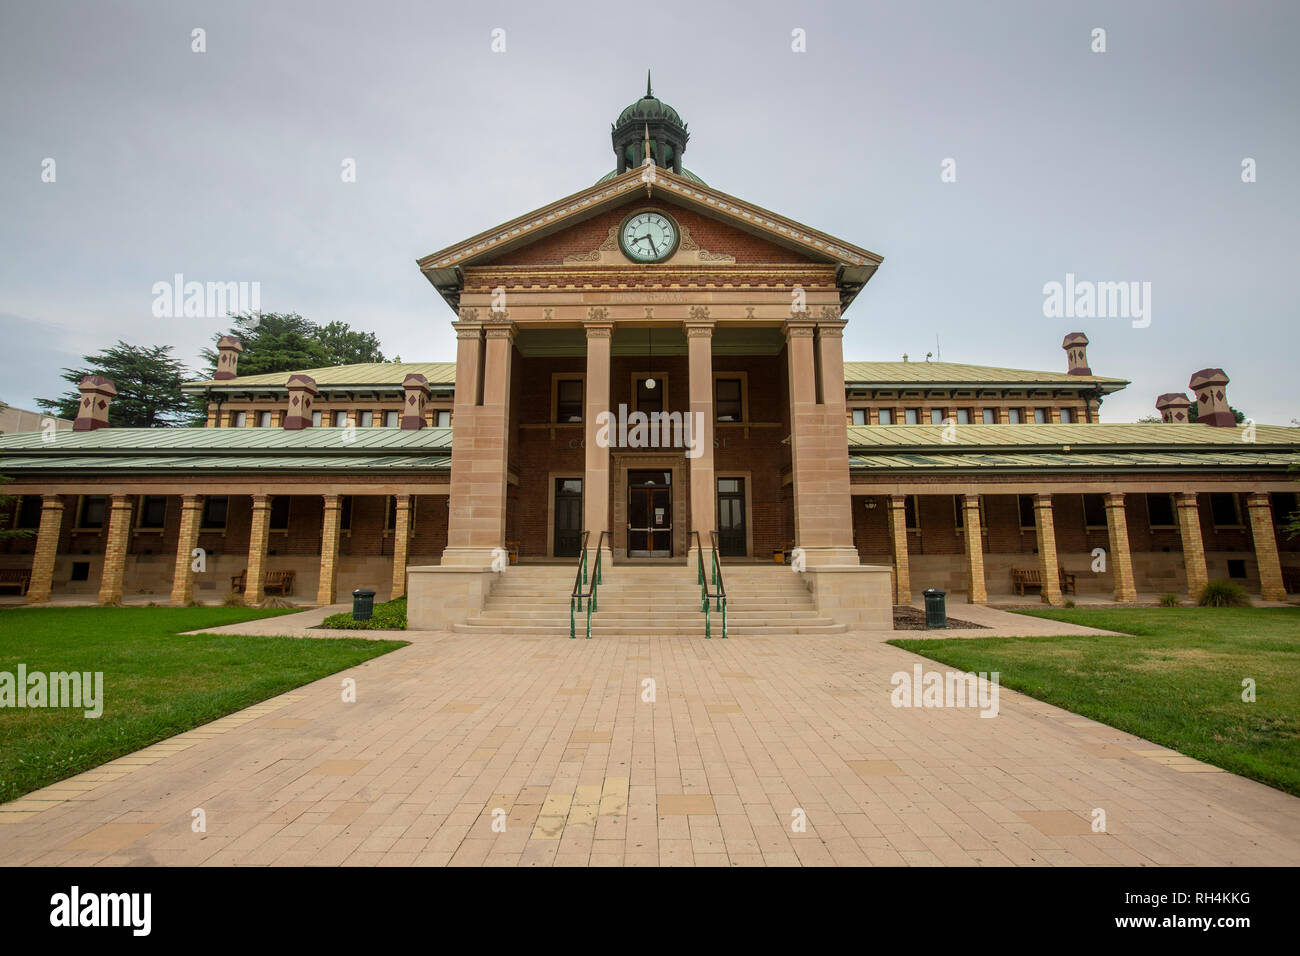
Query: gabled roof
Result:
<box><xmin>844</xmin><ymin>361</ymin><xmax>1129</xmax><ymax>393</ymax></box>
<box><xmin>183</xmin><ymin>362</ymin><xmax>456</xmax><ymax>392</ymax></box>
<box><xmin>416</xmin><ymin>166</ymin><xmax>883</xmax><ymax>311</ymax></box>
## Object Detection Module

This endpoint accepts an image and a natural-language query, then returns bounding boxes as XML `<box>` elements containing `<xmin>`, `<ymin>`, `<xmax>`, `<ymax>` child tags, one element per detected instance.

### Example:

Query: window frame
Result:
<box><xmin>136</xmin><ymin>494</ymin><xmax>168</xmax><ymax>531</ymax></box>
<box><xmin>552</xmin><ymin>374</ymin><xmax>585</xmax><ymax>424</ymax></box>
<box><xmin>712</xmin><ymin>372</ymin><xmax>747</xmax><ymax>423</ymax></box>
<box><xmin>1145</xmin><ymin>493</ymin><xmax>1176</xmax><ymax>529</ymax></box>
<box><xmin>76</xmin><ymin>495</ymin><xmax>107</xmax><ymax>530</ymax></box>
<box><xmin>201</xmin><ymin>495</ymin><xmax>229</xmax><ymax>531</ymax></box>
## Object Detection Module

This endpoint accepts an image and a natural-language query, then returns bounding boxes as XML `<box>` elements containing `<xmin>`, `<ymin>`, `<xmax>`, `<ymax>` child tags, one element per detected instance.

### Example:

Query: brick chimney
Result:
<box><xmin>401</xmin><ymin>374</ymin><xmax>430</xmax><ymax>429</ymax></box>
<box><xmin>1155</xmin><ymin>392</ymin><xmax>1193</xmax><ymax>423</ymax></box>
<box><xmin>1062</xmin><ymin>332</ymin><xmax>1091</xmax><ymax>375</ymax></box>
<box><xmin>213</xmin><ymin>336</ymin><xmax>244</xmax><ymax>380</ymax></box>
<box><xmin>73</xmin><ymin>376</ymin><xmax>116</xmax><ymax>431</ymax></box>
<box><xmin>1188</xmin><ymin>368</ymin><xmax>1234</xmax><ymax>427</ymax></box>
<box><xmin>283</xmin><ymin>374</ymin><xmax>318</xmax><ymax>430</ymax></box>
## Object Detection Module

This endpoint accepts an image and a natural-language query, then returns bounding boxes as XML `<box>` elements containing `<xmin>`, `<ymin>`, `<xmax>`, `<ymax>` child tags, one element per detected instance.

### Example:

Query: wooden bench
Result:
<box><xmin>230</xmin><ymin>569</ymin><xmax>296</xmax><ymax>595</ymax></box>
<box><xmin>0</xmin><ymin>568</ymin><xmax>32</xmax><ymax>596</ymax></box>
<box><xmin>1011</xmin><ymin>567</ymin><xmax>1076</xmax><ymax>596</ymax></box>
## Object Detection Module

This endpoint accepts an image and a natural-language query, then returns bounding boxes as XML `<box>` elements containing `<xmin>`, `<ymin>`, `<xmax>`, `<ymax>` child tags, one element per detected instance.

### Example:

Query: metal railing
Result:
<box><xmin>691</xmin><ymin>530</ymin><xmax>727</xmax><ymax>639</ymax></box>
<box><xmin>570</xmin><ymin>530</ymin><xmax>610</xmax><ymax>639</ymax></box>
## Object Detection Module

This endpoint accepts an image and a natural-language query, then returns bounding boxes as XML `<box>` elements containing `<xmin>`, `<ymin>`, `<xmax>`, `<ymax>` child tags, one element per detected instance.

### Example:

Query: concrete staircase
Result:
<box><xmin>451</xmin><ymin>562</ymin><xmax>846</xmax><ymax>637</ymax></box>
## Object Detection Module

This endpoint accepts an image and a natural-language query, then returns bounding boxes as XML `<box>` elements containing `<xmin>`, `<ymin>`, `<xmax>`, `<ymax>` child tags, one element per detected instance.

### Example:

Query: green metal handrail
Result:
<box><xmin>570</xmin><ymin>530</ymin><xmax>609</xmax><ymax>639</ymax></box>
<box><xmin>691</xmin><ymin>530</ymin><xmax>727</xmax><ymax>639</ymax></box>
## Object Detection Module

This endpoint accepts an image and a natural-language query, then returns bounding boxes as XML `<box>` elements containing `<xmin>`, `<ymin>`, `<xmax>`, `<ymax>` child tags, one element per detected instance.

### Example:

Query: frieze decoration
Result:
<box><xmin>488</xmin><ymin>309</ymin><xmax>510</xmax><ymax>322</ymax></box>
<box><xmin>819</xmin><ymin>305</ymin><xmax>842</xmax><ymax>320</ymax></box>
<box><xmin>458</xmin><ymin>307</ymin><xmax>479</xmax><ymax>322</ymax></box>
<box><xmin>543</xmin><ymin>307</ymin><xmax>554</xmax><ymax>320</ymax></box>
<box><xmin>644</xmin><ymin>307</ymin><xmax>655</xmax><ymax>319</ymax></box>
<box><xmin>561</xmin><ymin>222</ymin><xmax>737</xmax><ymax>267</ymax></box>
<box><xmin>687</xmin><ymin>306</ymin><xmax>711</xmax><ymax>321</ymax></box>
<box><xmin>587</xmin><ymin>306</ymin><xmax>610</xmax><ymax>321</ymax></box>
<box><xmin>745</xmin><ymin>307</ymin><xmax>756</xmax><ymax>319</ymax></box>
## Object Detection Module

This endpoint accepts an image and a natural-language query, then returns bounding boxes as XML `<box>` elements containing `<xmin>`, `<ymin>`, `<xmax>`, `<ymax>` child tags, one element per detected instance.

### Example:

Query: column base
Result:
<box><xmin>440</xmin><ymin>546</ymin><xmax>507</xmax><ymax>569</ymax></box>
<box><xmin>804</xmin><ymin>564</ymin><xmax>893</xmax><ymax>630</ymax></box>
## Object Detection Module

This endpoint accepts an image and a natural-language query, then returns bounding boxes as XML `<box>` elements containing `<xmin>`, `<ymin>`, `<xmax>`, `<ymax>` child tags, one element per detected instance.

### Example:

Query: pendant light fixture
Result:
<box><xmin>644</xmin><ymin>327</ymin><xmax>656</xmax><ymax>390</ymax></box>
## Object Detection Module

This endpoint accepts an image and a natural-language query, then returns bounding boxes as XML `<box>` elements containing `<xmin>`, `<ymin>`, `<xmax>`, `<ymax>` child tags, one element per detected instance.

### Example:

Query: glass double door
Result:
<box><xmin>716</xmin><ymin>477</ymin><xmax>747</xmax><ymax>557</ymax></box>
<box><xmin>627</xmin><ymin>470</ymin><xmax>672</xmax><ymax>557</ymax></box>
<box><xmin>553</xmin><ymin>478</ymin><xmax>583</xmax><ymax>558</ymax></box>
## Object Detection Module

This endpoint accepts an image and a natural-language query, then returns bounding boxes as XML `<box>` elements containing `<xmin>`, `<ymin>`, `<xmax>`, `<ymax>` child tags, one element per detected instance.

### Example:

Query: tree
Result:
<box><xmin>200</xmin><ymin>312</ymin><xmax>385</xmax><ymax>377</ymax></box>
<box><xmin>0</xmin><ymin>476</ymin><xmax>35</xmax><ymax>542</ymax></box>
<box><xmin>36</xmin><ymin>342</ymin><xmax>197</xmax><ymax>427</ymax></box>
<box><xmin>1135</xmin><ymin>415</ymin><xmax>1162</xmax><ymax>424</ymax></box>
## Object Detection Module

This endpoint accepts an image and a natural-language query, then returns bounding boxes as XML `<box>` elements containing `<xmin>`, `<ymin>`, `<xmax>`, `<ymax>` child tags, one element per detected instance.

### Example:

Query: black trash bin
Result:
<box><xmin>352</xmin><ymin>588</ymin><xmax>376</xmax><ymax>622</ymax></box>
<box><xmin>923</xmin><ymin>588</ymin><xmax>947</xmax><ymax>629</ymax></box>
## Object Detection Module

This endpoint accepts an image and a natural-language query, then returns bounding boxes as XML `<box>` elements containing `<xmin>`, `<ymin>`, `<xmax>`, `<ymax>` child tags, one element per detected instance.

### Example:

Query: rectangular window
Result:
<box><xmin>436</xmin><ymin>410</ymin><xmax>451</xmax><ymax>427</ymax></box>
<box><xmin>556</xmin><ymin>379</ymin><xmax>583</xmax><ymax>423</ymax></box>
<box><xmin>1059</xmin><ymin>408</ymin><xmax>1074</xmax><ymax>423</ymax></box>
<box><xmin>232</xmin><ymin>411</ymin><xmax>247</xmax><ymax>428</ymax></box>
<box><xmin>904</xmin><ymin>495</ymin><xmax>919</xmax><ymax>530</ymax></box>
<box><xmin>982</xmin><ymin>408</ymin><xmax>997</xmax><ymax>424</ymax></box>
<box><xmin>636</xmin><ymin>378</ymin><xmax>663</xmax><ymax>415</ymax></box>
<box><xmin>311</xmin><ymin>410</ymin><xmax>322</xmax><ymax>427</ymax></box>
<box><xmin>359</xmin><ymin>411</ymin><xmax>373</xmax><ymax>427</ymax></box>
<box><xmin>138</xmin><ymin>495</ymin><xmax>167</xmax><ymax>529</ymax></box>
<box><xmin>269</xmin><ymin>496</ymin><xmax>291</xmax><ymax>530</ymax></box>
<box><xmin>384</xmin><ymin>496</ymin><xmax>398</xmax><ymax>532</ymax></box>
<box><xmin>16</xmin><ymin>495</ymin><xmax>42</xmax><ymax>529</ymax></box>
<box><xmin>78</xmin><ymin>495</ymin><xmax>107</xmax><ymax>529</ymax></box>
<box><xmin>929</xmin><ymin>408</ymin><xmax>945</xmax><ymax>425</ymax></box>
<box><xmin>956</xmin><ymin>408</ymin><xmax>971</xmax><ymax>425</ymax></box>
<box><xmin>1018</xmin><ymin>494</ymin><xmax>1036</xmax><ymax>530</ymax></box>
<box><xmin>878</xmin><ymin>408</ymin><xmax>893</xmax><ymax>425</ymax></box>
<box><xmin>384</xmin><ymin>410</ymin><xmax>399</xmax><ymax>428</ymax></box>
<box><xmin>333</xmin><ymin>410</ymin><xmax>348</xmax><ymax>427</ymax></box>
<box><xmin>202</xmin><ymin>495</ymin><xmax>229</xmax><ymax>530</ymax></box>
<box><xmin>1209</xmin><ymin>493</ymin><xmax>1241</xmax><ymax>527</ymax></box>
<box><xmin>1008</xmin><ymin>408</ymin><xmax>1023</xmax><ymax>424</ymax></box>
<box><xmin>70</xmin><ymin>561</ymin><xmax>90</xmax><ymax>582</ymax></box>
<box><xmin>1082</xmin><ymin>493</ymin><xmax>1107</xmax><ymax>528</ymax></box>
<box><xmin>715</xmin><ymin>378</ymin><xmax>743</xmax><ymax>422</ymax></box>
<box><xmin>905</xmin><ymin>408</ymin><xmax>920</xmax><ymax>425</ymax></box>
<box><xmin>1146</xmin><ymin>493</ymin><xmax>1175</xmax><ymax>528</ymax></box>
<box><xmin>1034</xmin><ymin>408</ymin><xmax>1048</xmax><ymax>424</ymax></box>
<box><xmin>340</xmin><ymin>496</ymin><xmax>353</xmax><ymax>531</ymax></box>
<box><xmin>954</xmin><ymin>497</ymin><xmax>964</xmax><ymax>528</ymax></box>
<box><xmin>1227</xmin><ymin>558</ymin><xmax>1247</xmax><ymax>579</ymax></box>
<box><xmin>851</xmin><ymin>408</ymin><xmax>867</xmax><ymax>426</ymax></box>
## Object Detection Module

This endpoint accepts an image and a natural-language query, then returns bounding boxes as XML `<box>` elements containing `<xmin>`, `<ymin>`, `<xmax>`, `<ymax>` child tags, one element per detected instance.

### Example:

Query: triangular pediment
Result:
<box><xmin>417</xmin><ymin>167</ymin><xmax>882</xmax><ymax>309</ymax></box>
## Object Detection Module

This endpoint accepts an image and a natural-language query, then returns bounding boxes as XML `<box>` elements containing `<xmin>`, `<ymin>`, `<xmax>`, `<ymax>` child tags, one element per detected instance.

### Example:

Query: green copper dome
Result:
<box><xmin>608</xmin><ymin>72</ymin><xmax>692</xmax><ymax>179</ymax></box>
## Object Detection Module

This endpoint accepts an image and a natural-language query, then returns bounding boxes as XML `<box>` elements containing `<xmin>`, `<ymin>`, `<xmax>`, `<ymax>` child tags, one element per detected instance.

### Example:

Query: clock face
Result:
<box><xmin>619</xmin><ymin>211</ymin><xmax>679</xmax><ymax>262</ymax></box>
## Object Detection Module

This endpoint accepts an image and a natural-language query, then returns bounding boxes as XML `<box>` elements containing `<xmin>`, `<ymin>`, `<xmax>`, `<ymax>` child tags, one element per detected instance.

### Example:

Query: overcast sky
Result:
<box><xmin>1</xmin><ymin>0</ymin><xmax>1296</xmax><ymax>424</ymax></box>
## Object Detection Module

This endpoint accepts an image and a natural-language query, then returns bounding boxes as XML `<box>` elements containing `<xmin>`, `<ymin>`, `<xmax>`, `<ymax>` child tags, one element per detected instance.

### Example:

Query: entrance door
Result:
<box><xmin>553</xmin><ymin>478</ymin><xmax>583</xmax><ymax>557</ymax></box>
<box><xmin>716</xmin><ymin>477</ymin><xmax>747</xmax><ymax>557</ymax></box>
<box><xmin>627</xmin><ymin>470</ymin><xmax>672</xmax><ymax>557</ymax></box>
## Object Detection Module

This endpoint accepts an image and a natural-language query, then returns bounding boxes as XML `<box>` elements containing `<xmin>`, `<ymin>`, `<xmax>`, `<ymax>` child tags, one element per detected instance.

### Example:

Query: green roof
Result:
<box><xmin>184</xmin><ymin>362</ymin><xmax>456</xmax><ymax>391</ymax></box>
<box><xmin>843</xmin><ymin>361</ymin><xmax>1128</xmax><ymax>391</ymax></box>
<box><xmin>0</xmin><ymin>427</ymin><xmax>452</xmax><ymax>473</ymax></box>
<box><xmin>846</xmin><ymin>423</ymin><xmax>1300</xmax><ymax>473</ymax></box>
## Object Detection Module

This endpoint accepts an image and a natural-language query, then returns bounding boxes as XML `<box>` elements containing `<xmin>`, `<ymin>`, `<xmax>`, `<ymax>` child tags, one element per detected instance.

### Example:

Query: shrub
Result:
<box><xmin>1063</xmin><ymin>599</ymin><xmax>1075</xmax><ymax>608</ymax></box>
<box><xmin>1197</xmin><ymin>580</ymin><xmax>1250</xmax><ymax>608</ymax></box>
<box><xmin>1159</xmin><ymin>593</ymin><xmax>1181</xmax><ymax>607</ymax></box>
<box><xmin>222</xmin><ymin>591</ymin><xmax>245</xmax><ymax>607</ymax></box>
<box><xmin>320</xmin><ymin>596</ymin><xmax>407</xmax><ymax>630</ymax></box>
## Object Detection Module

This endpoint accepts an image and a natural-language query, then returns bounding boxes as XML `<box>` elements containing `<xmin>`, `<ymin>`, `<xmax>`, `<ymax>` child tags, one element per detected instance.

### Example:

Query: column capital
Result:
<box><xmin>814</xmin><ymin>319</ymin><xmax>847</xmax><ymax>337</ymax></box>
<box><xmin>452</xmin><ymin>319</ymin><xmax>483</xmax><ymax>338</ymax></box>
<box><xmin>482</xmin><ymin>320</ymin><xmax>517</xmax><ymax>341</ymax></box>
<box><xmin>584</xmin><ymin>322</ymin><xmax>614</xmax><ymax>338</ymax></box>
<box><xmin>683</xmin><ymin>321</ymin><xmax>715</xmax><ymax>338</ymax></box>
<box><xmin>782</xmin><ymin>319</ymin><xmax>818</xmax><ymax>339</ymax></box>
<box><xmin>1246</xmin><ymin>491</ymin><xmax>1271</xmax><ymax>507</ymax></box>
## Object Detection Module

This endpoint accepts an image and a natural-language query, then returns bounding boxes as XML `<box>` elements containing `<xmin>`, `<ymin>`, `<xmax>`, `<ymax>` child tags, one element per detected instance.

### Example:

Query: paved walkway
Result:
<box><xmin>3</xmin><ymin>621</ymin><xmax>1299</xmax><ymax>866</ymax></box>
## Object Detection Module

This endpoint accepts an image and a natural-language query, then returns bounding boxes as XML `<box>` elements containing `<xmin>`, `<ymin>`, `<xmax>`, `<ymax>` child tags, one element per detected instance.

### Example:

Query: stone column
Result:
<box><xmin>1034</xmin><ymin>494</ymin><xmax>1064</xmax><ymax>605</ymax></box>
<box><xmin>97</xmin><ymin>494</ymin><xmax>134</xmax><ymax>604</ymax></box>
<box><xmin>317</xmin><ymin>494</ymin><xmax>342</xmax><ymax>605</ymax></box>
<box><xmin>962</xmin><ymin>494</ymin><xmax>987</xmax><ymax>604</ymax></box>
<box><xmin>391</xmin><ymin>494</ymin><xmax>412</xmax><ymax>599</ymax></box>
<box><xmin>685</xmin><ymin>319</ymin><xmax>716</xmax><ymax>552</ymax></box>
<box><xmin>245</xmin><ymin>494</ymin><xmax>272</xmax><ymax>604</ymax></box>
<box><xmin>1175</xmin><ymin>491</ymin><xmax>1209</xmax><ymax>598</ymax></box>
<box><xmin>169</xmin><ymin>494</ymin><xmax>204</xmax><ymax>606</ymax></box>
<box><xmin>888</xmin><ymin>494</ymin><xmax>911</xmax><ymax>603</ymax></box>
<box><xmin>1104</xmin><ymin>492</ymin><xmax>1139</xmax><ymax>602</ymax></box>
<box><xmin>1246</xmin><ymin>492</ymin><xmax>1286</xmax><ymax>601</ymax></box>
<box><xmin>584</xmin><ymin>321</ymin><xmax>613</xmax><ymax>559</ymax></box>
<box><xmin>784</xmin><ymin>317</ymin><xmax>858</xmax><ymax>566</ymax></box>
<box><xmin>443</xmin><ymin>317</ymin><xmax>515</xmax><ymax>566</ymax></box>
<box><xmin>26</xmin><ymin>495</ymin><xmax>65</xmax><ymax>603</ymax></box>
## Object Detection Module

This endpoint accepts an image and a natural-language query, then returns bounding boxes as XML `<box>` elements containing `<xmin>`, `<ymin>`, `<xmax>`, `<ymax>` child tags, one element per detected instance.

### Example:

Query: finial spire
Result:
<box><xmin>646</xmin><ymin>70</ymin><xmax>652</xmax><ymax>97</ymax></box>
<box><xmin>643</xmin><ymin>123</ymin><xmax>653</xmax><ymax>166</ymax></box>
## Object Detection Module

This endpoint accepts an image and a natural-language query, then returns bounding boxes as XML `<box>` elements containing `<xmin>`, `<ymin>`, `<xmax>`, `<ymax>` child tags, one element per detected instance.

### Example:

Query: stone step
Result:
<box><xmin>451</xmin><ymin>621</ymin><xmax>846</xmax><ymax>636</ymax></box>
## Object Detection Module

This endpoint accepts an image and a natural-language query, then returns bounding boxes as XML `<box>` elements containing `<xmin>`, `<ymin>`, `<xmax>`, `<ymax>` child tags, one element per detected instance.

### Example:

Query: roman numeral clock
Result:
<box><xmin>619</xmin><ymin>209</ymin><xmax>680</xmax><ymax>262</ymax></box>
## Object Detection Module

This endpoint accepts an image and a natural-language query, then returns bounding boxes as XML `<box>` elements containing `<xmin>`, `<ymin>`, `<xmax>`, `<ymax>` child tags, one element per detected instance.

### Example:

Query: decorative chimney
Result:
<box><xmin>1155</xmin><ymin>392</ymin><xmax>1193</xmax><ymax>423</ymax></box>
<box><xmin>1062</xmin><ymin>332</ymin><xmax>1091</xmax><ymax>375</ymax></box>
<box><xmin>1188</xmin><ymin>368</ymin><xmax>1234</xmax><ymax>427</ymax></box>
<box><xmin>283</xmin><ymin>374</ymin><xmax>318</xmax><ymax>430</ymax></box>
<box><xmin>73</xmin><ymin>376</ymin><xmax>116</xmax><ymax>431</ymax></box>
<box><xmin>213</xmin><ymin>336</ymin><xmax>244</xmax><ymax>380</ymax></box>
<box><xmin>401</xmin><ymin>374</ymin><xmax>430</xmax><ymax>429</ymax></box>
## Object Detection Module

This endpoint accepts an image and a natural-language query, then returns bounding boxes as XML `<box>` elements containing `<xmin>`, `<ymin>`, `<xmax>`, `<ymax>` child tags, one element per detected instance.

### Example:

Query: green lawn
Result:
<box><xmin>0</xmin><ymin>606</ymin><xmax>406</xmax><ymax>803</ymax></box>
<box><xmin>890</xmin><ymin>607</ymin><xmax>1300</xmax><ymax>796</ymax></box>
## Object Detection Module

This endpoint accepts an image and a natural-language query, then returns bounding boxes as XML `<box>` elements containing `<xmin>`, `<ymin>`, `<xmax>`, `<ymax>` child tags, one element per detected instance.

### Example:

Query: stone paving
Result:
<box><xmin>2</xmin><ymin>622</ymin><xmax>1299</xmax><ymax>866</ymax></box>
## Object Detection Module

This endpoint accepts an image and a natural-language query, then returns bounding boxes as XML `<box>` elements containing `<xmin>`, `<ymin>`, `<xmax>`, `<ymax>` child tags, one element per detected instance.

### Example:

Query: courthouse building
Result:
<box><xmin>2</xmin><ymin>83</ymin><xmax>1298</xmax><ymax>630</ymax></box>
